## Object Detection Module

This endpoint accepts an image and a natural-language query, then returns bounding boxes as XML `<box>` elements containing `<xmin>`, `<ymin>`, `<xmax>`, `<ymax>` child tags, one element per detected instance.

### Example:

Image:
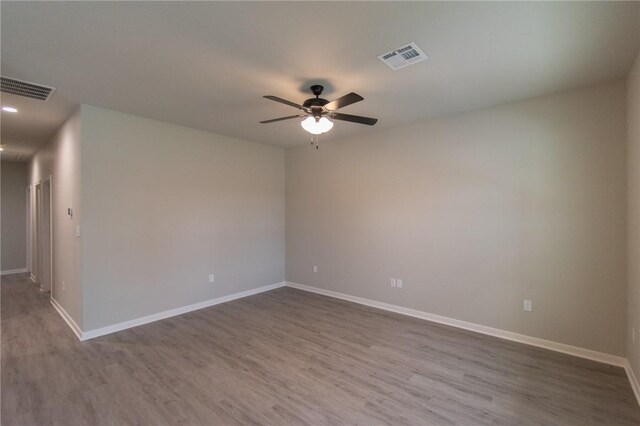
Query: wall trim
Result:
<box><xmin>80</xmin><ymin>281</ymin><xmax>287</xmax><ymax>341</ymax></box>
<box><xmin>47</xmin><ymin>278</ymin><xmax>639</xmax><ymax>406</ymax></box>
<box><xmin>0</xmin><ymin>268</ymin><xmax>28</xmax><ymax>276</ymax></box>
<box><xmin>50</xmin><ymin>298</ymin><xmax>83</xmax><ymax>341</ymax></box>
<box><xmin>286</xmin><ymin>281</ymin><xmax>627</xmax><ymax>368</ymax></box>
<box><xmin>624</xmin><ymin>361</ymin><xmax>640</xmax><ymax>407</ymax></box>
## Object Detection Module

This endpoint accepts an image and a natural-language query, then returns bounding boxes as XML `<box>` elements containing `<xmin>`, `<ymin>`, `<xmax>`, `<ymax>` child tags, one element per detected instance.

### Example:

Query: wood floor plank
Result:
<box><xmin>2</xmin><ymin>273</ymin><xmax>639</xmax><ymax>425</ymax></box>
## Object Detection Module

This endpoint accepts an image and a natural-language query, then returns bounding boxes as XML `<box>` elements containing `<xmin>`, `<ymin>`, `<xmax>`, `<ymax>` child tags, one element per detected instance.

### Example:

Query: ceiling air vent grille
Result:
<box><xmin>1</xmin><ymin>76</ymin><xmax>56</xmax><ymax>101</ymax></box>
<box><xmin>378</xmin><ymin>42</ymin><xmax>428</xmax><ymax>70</ymax></box>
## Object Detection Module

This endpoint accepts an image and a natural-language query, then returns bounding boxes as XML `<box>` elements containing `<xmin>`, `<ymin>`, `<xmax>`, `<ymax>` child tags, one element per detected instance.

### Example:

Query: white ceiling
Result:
<box><xmin>1</xmin><ymin>1</ymin><xmax>639</xmax><ymax>157</ymax></box>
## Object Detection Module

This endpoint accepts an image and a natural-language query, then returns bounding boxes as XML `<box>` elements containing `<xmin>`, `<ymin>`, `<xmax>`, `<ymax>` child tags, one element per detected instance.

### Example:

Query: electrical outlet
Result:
<box><xmin>523</xmin><ymin>299</ymin><xmax>532</xmax><ymax>312</ymax></box>
<box><xmin>397</xmin><ymin>279</ymin><xmax>403</xmax><ymax>288</ymax></box>
<box><xmin>208</xmin><ymin>274</ymin><xmax>215</xmax><ymax>283</ymax></box>
<box><xmin>313</xmin><ymin>265</ymin><xmax>318</xmax><ymax>273</ymax></box>
<box><xmin>62</xmin><ymin>281</ymin><xmax>66</xmax><ymax>291</ymax></box>
<box><xmin>390</xmin><ymin>278</ymin><xmax>397</xmax><ymax>288</ymax></box>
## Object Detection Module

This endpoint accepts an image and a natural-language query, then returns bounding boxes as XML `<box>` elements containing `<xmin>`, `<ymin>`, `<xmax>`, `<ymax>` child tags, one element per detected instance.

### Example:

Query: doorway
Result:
<box><xmin>33</xmin><ymin>178</ymin><xmax>52</xmax><ymax>293</ymax></box>
<box><xmin>26</xmin><ymin>185</ymin><xmax>32</xmax><ymax>277</ymax></box>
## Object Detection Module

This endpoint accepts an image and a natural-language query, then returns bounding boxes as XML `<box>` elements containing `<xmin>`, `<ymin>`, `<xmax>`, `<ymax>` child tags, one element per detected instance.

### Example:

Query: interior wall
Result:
<box><xmin>80</xmin><ymin>105</ymin><xmax>285</xmax><ymax>331</ymax></box>
<box><xmin>28</xmin><ymin>109</ymin><xmax>83</xmax><ymax>326</ymax></box>
<box><xmin>286</xmin><ymin>81</ymin><xmax>627</xmax><ymax>356</ymax></box>
<box><xmin>627</xmin><ymin>51</ymin><xmax>640</xmax><ymax>380</ymax></box>
<box><xmin>1</xmin><ymin>160</ymin><xmax>28</xmax><ymax>272</ymax></box>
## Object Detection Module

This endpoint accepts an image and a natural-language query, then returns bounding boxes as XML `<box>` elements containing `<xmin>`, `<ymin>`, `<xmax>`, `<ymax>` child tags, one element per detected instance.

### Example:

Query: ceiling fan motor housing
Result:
<box><xmin>303</xmin><ymin>85</ymin><xmax>329</xmax><ymax>118</ymax></box>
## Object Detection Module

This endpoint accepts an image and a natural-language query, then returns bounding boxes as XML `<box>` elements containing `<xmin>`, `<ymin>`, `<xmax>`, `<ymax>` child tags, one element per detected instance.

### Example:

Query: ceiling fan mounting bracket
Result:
<box><xmin>310</xmin><ymin>85</ymin><xmax>324</xmax><ymax>97</ymax></box>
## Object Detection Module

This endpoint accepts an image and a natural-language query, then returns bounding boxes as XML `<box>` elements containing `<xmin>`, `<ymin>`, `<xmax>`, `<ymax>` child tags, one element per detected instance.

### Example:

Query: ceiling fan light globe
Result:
<box><xmin>301</xmin><ymin>116</ymin><xmax>333</xmax><ymax>135</ymax></box>
<box><xmin>318</xmin><ymin>117</ymin><xmax>334</xmax><ymax>133</ymax></box>
<box><xmin>301</xmin><ymin>116</ymin><xmax>322</xmax><ymax>134</ymax></box>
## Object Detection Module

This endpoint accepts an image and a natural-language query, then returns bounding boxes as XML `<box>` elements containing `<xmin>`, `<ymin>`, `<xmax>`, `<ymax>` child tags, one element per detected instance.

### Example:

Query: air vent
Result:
<box><xmin>1</xmin><ymin>76</ymin><xmax>56</xmax><ymax>101</ymax></box>
<box><xmin>378</xmin><ymin>42</ymin><xmax>428</xmax><ymax>70</ymax></box>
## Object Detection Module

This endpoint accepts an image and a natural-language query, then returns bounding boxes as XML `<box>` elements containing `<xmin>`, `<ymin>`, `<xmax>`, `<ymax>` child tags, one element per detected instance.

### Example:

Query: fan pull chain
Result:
<box><xmin>308</xmin><ymin>135</ymin><xmax>320</xmax><ymax>150</ymax></box>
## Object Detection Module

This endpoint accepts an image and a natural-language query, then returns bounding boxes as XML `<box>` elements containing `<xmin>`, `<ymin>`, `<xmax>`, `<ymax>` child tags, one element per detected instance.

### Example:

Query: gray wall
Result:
<box><xmin>1</xmin><ymin>161</ymin><xmax>28</xmax><ymax>272</ymax></box>
<box><xmin>627</xmin><ymin>52</ymin><xmax>640</xmax><ymax>381</ymax></box>
<box><xmin>80</xmin><ymin>105</ymin><xmax>285</xmax><ymax>331</ymax></box>
<box><xmin>29</xmin><ymin>109</ymin><xmax>83</xmax><ymax>326</ymax></box>
<box><xmin>286</xmin><ymin>81</ymin><xmax>627</xmax><ymax>356</ymax></box>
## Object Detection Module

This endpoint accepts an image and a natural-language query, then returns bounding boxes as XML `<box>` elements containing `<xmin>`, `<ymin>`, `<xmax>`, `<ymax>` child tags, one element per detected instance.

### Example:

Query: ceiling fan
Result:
<box><xmin>260</xmin><ymin>85</ymin><xmax>378</xmax><ymax>135</ymax></box>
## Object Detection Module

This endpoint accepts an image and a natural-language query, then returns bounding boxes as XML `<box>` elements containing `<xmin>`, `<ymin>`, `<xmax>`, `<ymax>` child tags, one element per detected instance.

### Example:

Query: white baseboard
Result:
<box><xmin>285</xmin><ymin>282</ymin><xmax>627</xmax><ymax>368</ymax></box>
<box><xmin>50</xmin><ymin>298</ymin><xmax>83</xmax><ymax>341</ymax></box>
<box><xmin>0</xmin><ymin>268</ymin><xmax>28</xmax><ymax>276</ymax></box>
<box><xmin>80</xmin><ymin>281</ymin><xmax>287</xmax><ymax>341</ymax></box>
<box><xmin>47</xmin><ymin>278</ymin><xmax>639</xmax><ymax>406</ymax></box>
<box><xmin>624</xmin><ymin>361</ymin><xmax>640</xmax><ymax>407</ymax></box>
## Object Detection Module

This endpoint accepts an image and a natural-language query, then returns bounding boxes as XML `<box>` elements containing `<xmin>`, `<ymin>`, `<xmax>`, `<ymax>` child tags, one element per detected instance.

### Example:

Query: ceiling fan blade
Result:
<box><xmin>263</xmin><ymin>95</ymin><xmax>308</xmax><ymax>111</ymax></box>
<box><xmin>259</xmin><ymin>114</ymin><xmax>306</xmax><ymax>124</ymax></box>
<box><xmin>324</xmin><ymin>92</ymin><xmax>364</xmax><ymax>111</ymax></box>
<box><xmin>331</xmin><ymin>113</ymin><xmax>378</xmax><ymax>126</ymax></box>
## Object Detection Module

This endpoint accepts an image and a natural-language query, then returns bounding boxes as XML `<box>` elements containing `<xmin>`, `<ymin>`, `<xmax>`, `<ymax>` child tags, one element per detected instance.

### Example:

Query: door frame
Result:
<box><xmin>42</xmin><ymin>176</ymin><xmax>53</xmax><ymax>298</ymax></box>
<box><xmin>32</xmin><ymin>176</ymin><xmax>53</xmax><ymax>296</ymax></box>
<box><xmin>33</xmin><ymin>180</ymin><xmax>41</xmax><ymax>285</ymax></box>
<box><xmin>26</xmin><ymin>185</ymin><xmax>32</xmax><ymax>278</ymax></box>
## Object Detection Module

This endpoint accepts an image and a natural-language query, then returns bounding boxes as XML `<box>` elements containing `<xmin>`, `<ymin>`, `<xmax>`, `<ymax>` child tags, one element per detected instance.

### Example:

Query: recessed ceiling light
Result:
<box><xmin>0</xmin><ymin>146</ymin><xmax>4</xmax><ymax>151</ymax></box>
<box><xmin>2</xmin><ymin>106</ymin><xmax>18</xmax><ymax>113</ymax></box>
